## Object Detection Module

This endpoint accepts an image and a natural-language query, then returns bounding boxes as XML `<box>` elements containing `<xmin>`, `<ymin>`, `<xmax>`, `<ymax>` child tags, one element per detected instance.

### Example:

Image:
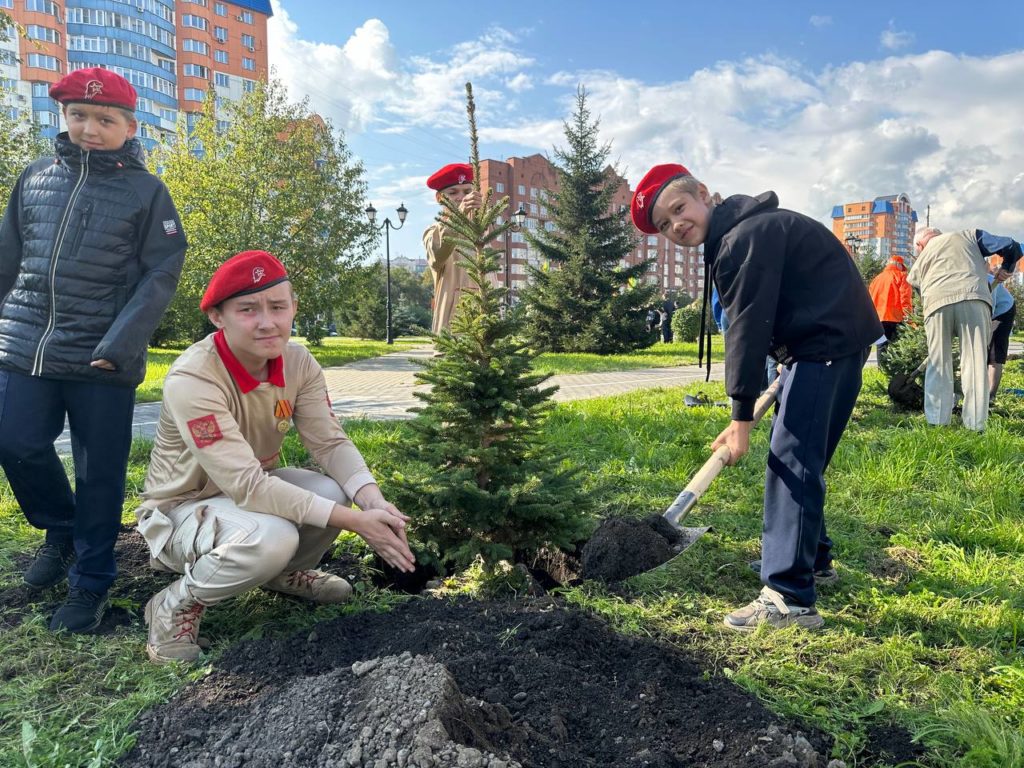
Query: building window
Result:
<box><xmin>25</xmin><ymin>0</ymin><xmax>59</xmax><ymax>16</ymax></box>
<box><xmin>216</xmin><ymin>119</ymin><xmax>230</xmax><ymax>132</ymax></box>
<box><xmin>26</xmin><ymin>25</ymin><xmax>60</xmax><ymax>44</ymax></box>
<box><xmin>214</xmin><ymin>2</ymin><xmax>226</xmax><ymax>15</ymax></box>
<box><xmin>242</xmin><ymin>57</ymin><xmax>255</xmax><ymax>71</ymax></box>
<box><xmin>240</xmin><ymin>11</ymin><xmax>253</xmax><ymax>23</ymax></box>
<box><xmin>517</xmin><ymin>184</ymin><xmax>525</xmax><ymax>195</ymax></box>
<box><xmin>159</xmin><ymin>107</ymin><xmax>177</xmax><ymax>122</ymax></box>
<box><xmin>529</xmin><ymin>203</ymin><xmax>538</xmax><ymax>215</ymax></box>
<box><xmin>36</xmin><ymin>110</ymin><xmax>59</xmax><ymax>127</ymax></box>
<box><xmin>242</xmin><ymin>79</ymin><xmax>255</xmax><ymax>93</ymax></box>
<box><xmin>31</xmin><ymin>82</ymin><xmax>49</xmax><ymax>97</ymax></box>
<box><xmin>181</xmin><ymin>14</ymin><xmax>208</xmax><ymax>30</ymax></box>
<box><xmin>215</xmin><ymin>72</ymin><xmax>229</xmax><ymax>87</ymax></box>
<box><xmin>182</xmin><ymin>39</ymin><xmax>208</xmax><ymax>54</ymax></box>
<box><xmin>181</xmin><ymin>0</ymin><xmax>207</xmax><ymax>5</ymax></box>
<box><xmin>27</xmin><ymin>54</ymin><xmax>61</xmax><ymax>72</ymax></box>
<box><xmin>213</xmin><ymin>26</ymin><xmax>227</xmax><ymax>43</ymax></box>
<box><xmin>495</xmin><ymin>182</ymin><xmax>504</xmax><ymax>193</ymax></box>
<box><xmin>0</xmin><ymin>0</ymin><xmax>12</xmax><ymax>8</ymax></box>
<box><xmin>214</xmin><ymin>49</ymin><xmax>228</xmax><ymax>64</ymax></box>
<box><xmin>241</xmin><ymin>33</ymin><xmax>255</xmax><ymax>49</ymax></box>
<box><xmin>530</xmin><ymin>187</ymin><xmax>538</xmax><ymax>198</ymax></box>
<box><xmin>184</xmin><ymin>87</ymin><xmax>206</xmax><ymax>102</ymax></box>
<box><xmin>182</xmin><ymin>63</ymin><xmax>209</xmax><ymax>78</ymax></box>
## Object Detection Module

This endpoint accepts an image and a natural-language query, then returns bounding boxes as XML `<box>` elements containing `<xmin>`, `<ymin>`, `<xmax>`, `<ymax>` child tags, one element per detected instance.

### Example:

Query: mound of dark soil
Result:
<box><xmin>120</xmin><ymin>597</ymin><xmax>837</xmax><ymax>768</ymax></box>
<box><xmin>580</xmin><ymin>514</ymin><xmax>686</xmax><ymax>581</ymax></box>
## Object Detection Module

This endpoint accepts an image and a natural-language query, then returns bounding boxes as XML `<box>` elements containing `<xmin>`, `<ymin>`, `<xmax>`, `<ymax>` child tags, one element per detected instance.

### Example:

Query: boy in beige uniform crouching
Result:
<box><xmin>137</xmin><ymin>250</ymin><xmax>414</xmax><ymax>663</ymax></box>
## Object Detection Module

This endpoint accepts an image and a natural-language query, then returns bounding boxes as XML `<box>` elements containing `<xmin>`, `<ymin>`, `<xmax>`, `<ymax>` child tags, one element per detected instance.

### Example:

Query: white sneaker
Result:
<box><xmin>724</xmin><ymin>586</ymin><xmax>824</xmax><ymax>633</ymax></box>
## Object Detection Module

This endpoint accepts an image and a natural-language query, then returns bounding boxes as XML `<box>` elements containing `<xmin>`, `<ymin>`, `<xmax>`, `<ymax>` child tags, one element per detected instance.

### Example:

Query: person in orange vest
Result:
<box><xmin>868</xmin><ymin>255</ymin><xmax>913</xmax><ymax>344</ymax></box>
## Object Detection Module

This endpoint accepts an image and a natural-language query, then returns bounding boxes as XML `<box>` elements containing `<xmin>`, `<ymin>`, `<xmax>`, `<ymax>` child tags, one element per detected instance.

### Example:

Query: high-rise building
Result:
<box><xmin>2</xmin><ymin>0</ymin><xmax>271</xmax><ymax>149</ymax></box>
<box><xmin>476</xmin><ymin>153</ymin><xmax>703</xmax><ymax>300</ymax></box>
<box><xmin>831</xmin><ymin>193</ymin><xmax>918</xmax><ymax>261</ymax></box>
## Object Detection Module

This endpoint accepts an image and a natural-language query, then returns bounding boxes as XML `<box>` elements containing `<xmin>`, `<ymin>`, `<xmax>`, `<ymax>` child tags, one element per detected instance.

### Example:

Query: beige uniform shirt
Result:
<box><xmin>135</xmin><ymin>332</ymin><xmax>376</xmax><ymax>558</ymax></box>
<box><xmin>424</xmin><ymin>221</ymin><xmax>475</xmax><ymax>334</ymax></box>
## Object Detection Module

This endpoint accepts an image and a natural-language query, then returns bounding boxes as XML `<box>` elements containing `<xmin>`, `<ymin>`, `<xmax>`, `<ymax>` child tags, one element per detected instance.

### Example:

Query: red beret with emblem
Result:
<box><xmin>630</xmin><ymin>163</ymin><xmax>692</xmax><ymax>235</ymax></box>
<box><xmin>49</xmin><ymin>67</ymin><xmax>138</xmax><ymax>111</ymax></box>
<box><xmin>426</xmin><ymin>163</ymin><xmax>473</xmax><ymax>191</ymax></box>
<box><xmin>201</xmin><ymin>250</ymin><xmax>290</xmax><ymax>312</ymax></box>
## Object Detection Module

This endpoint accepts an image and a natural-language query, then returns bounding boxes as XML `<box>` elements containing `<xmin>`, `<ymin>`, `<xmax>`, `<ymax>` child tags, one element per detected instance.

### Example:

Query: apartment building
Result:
<box><xmin>831</xmin><ymin>193</ymin><xmax>918</xmax><ymax>261</ymax></box>
<box><xmin>2</xmin><ymin>0</ymin><xmax>270</xmax><ymax>148</ymax></box>
<box><xmin>477</xmin><ymin>153</ymin><xmax>703</xmax><ymax>300</ymax></box>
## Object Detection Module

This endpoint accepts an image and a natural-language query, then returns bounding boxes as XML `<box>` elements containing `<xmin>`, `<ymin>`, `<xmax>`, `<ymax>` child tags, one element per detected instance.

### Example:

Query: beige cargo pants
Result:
<box><xmin>924</xmin><ymin>299</ymin><xmax>991</xmax><ymax>431</ymax></box>
<box><xmin>150</xmin><ymin>468</ymin><xmax>346</xmax><ymax>605</ymax></box>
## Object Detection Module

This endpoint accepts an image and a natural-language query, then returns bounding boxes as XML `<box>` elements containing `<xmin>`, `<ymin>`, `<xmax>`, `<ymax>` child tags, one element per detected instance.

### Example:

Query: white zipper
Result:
<box><xmin>32</xmin><ymin>148</ymin><xmax>90</xmax><ymax>376</ymax></box>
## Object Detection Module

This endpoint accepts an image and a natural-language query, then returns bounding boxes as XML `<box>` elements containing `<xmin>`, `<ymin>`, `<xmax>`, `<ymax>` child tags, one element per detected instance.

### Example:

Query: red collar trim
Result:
<box><xmin>212</xmin><ymin>330</ymin><xmax>285</xmax><ymax>393</ymax></box>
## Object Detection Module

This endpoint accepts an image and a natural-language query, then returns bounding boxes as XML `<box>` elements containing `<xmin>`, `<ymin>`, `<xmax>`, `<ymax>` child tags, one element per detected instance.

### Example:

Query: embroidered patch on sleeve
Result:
<box><xmin>187</xmin><ymin>414</ymin><xmax>223</xmax><ymax>448</ymax></box>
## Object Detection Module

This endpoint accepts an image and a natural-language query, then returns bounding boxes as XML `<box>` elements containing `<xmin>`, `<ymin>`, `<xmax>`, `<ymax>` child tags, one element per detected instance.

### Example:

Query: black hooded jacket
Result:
<box><xmin>705</xmin><ymin>192</ymin><xmax>882</xmax><ymax>420</ymax></box>
<box><xmin>0</xmin><ymin>134</ymin><xmax>187</xmax><ymax>388</ymax></box>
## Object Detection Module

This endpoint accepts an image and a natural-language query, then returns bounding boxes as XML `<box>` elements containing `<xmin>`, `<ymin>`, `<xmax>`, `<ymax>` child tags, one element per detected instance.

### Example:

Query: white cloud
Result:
<box><xmin>809</xmin><ymin>15</ymin><xmax>832</xmax><ymax>27</ymax></box>
<box><xmin>880</xmin><ymin>21</ymin><xmax>914</xmax><ymax>51</ymax></box>
<box><xmin>506</xmin><ymin>73</ymin><xmax>533</xmax><ymax>92</ymax></box>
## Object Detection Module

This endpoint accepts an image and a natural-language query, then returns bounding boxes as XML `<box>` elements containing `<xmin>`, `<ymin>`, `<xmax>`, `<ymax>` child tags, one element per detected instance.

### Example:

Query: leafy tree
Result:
<box><xmin>391</xmin><ymin>83</ymin><xmax>589</xmax><ymax>573</ymax></box>
<box><xmin>522</xmin><ymin>86</ymin><xmax>656</xmax><ymax>353</ymax></box>
<box><xmin>149</xmin><ymin>79</ymin><xmax>375</xmax><ymax>344</ymax></box>
<box><xmin>334</xmin><ymin>263</ymin><xmax>431</xmax><ymax>339</ymax></box>
<box><xmin>855</xmin><ymin>242</ymin><xmax>885</xmax><ymax>284</ymax></box>
<box><xmin>0</xmin><ymin>26</ymin><xmax>50</xmax><ymax>206</ymax></box>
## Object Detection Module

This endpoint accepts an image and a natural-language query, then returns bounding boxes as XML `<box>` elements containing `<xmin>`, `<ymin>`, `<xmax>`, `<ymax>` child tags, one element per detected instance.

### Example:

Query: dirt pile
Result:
<box><xmin>579</xmin><ymin>514</ymin><xmax>687</xmax><ymax>581</ymax></box>
<box><xmin>120</xmin><ymin>598</ymin><xmax>837</xmax><ymax>767</ymax></box>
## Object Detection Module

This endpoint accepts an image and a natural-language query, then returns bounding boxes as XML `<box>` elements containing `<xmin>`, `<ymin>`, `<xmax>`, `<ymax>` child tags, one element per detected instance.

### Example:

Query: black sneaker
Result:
<box><xmin>748</xmin><ymin>560</ymin><xmax>839</xmax><ymax>586</ymax></box>
<box><xmin>24</xmin><ymin>542</ymin><xmax>75</xmax><ymax>589</ymax></box>
<box><xmin>50</xmin><ymin>587</ymin><xmax>109</xmax><ymax>633</ymax></box>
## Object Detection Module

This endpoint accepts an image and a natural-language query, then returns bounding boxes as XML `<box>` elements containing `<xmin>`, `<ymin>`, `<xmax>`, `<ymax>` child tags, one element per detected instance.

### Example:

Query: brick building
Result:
<box><xmin>1</xmin><ymin>0</ymin><xmax>271</xmax><ymax>149</ymax></box>
<box><xmin>477</xmin><ymin>153</ymin><xmax>703</xmax><ymax>301</ymax></box>
<box><xmin>831</xmin><ymin>193</ymin><xmax>918</xmax><ymax>262</ymax></box>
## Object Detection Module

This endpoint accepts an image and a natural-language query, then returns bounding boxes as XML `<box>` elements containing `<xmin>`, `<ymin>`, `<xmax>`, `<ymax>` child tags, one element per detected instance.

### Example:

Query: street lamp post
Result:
<box><xmin>364</xmin><ymin>201</ymin><xmax>408</xmax><ymax>344</ymax></box>
<box><xmin>503</xmin><ymin>203</ymin><xmax>528</xmax><ymax>306</ymax></box>
<box><xmin>845</xmin><ymin>233</ymin><xmax>862</xmax><ymax>259</ymax></box>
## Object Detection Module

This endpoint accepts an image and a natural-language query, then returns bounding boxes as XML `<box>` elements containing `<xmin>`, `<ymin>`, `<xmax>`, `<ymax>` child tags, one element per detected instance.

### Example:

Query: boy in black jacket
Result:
<box><xmin>0</xmin><ymin>68</ymin><xmax>186</xmax><ymax>632</ymax></box>
<box><xmin>631</xmin><ymin>163</ymin><xmax>881</xmax><ymax>632</ymax></box>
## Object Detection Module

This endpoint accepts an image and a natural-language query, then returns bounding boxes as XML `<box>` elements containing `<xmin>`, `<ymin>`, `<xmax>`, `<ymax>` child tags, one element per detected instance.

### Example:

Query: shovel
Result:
<box><xmin>886</xmin><ymin>359</ymin><xmax>927</xmax><ymax>411</ymax></box>
<box><xmin>658</xmin><ymin>377</ymin><xmax>782</xmax><ymax>556</ymax></box>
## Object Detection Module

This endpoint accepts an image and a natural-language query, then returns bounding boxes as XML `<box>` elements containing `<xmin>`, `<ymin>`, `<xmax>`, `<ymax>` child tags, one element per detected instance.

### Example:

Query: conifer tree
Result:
<box><xmin>391</xmin><ymin>83</ymin><xmax>588</xmax><ymax>572</ymax></box>
<box><xmin>523</xmin><ymin>86</ymin><xmax>657</xmax><ymax>353</ymax></box>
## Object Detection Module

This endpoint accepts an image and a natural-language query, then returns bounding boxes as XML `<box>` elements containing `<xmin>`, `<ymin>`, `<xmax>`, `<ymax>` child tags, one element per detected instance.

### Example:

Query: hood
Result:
<box><xmin>705</xmin><ymin>191</ymin><xmax>779</xmax><ymax>260</ymax></box>
<box><xmin>54</xmin><ymin>133</ymin><xmax>148</xmax><ymax>173</ymax></box>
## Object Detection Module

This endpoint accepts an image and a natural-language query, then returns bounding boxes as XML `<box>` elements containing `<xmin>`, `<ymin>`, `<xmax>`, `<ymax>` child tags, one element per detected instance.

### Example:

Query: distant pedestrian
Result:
<box><xmin>907</xmin><ymin>227</ymin><xmax>1021</xmax><ymax>430</ymax></box>
<box><xmin>631</xmin><ymin>163</ymin><xmax>881</xmax><ymax>633</ymax></box>
<box><xmin>660</xmin><ymin>293</ymin><xmax>675</xmax><ymax>343</ymax></box>
<box><xmin>868</xmin><ymin>255</ymin><xmax>913</xmax><ymax>344</ymax></box>
<box><xmin>0</xmin><ymin>68</ymin><xmax>186</xmax><ymax>633</ymax></box>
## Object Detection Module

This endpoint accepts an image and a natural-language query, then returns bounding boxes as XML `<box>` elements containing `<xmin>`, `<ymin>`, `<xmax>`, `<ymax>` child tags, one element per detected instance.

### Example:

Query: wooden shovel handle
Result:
<box><xmin>663</xmin><ymin>377</ymin><xmax>781</xmax><ymax>528</ymax></box>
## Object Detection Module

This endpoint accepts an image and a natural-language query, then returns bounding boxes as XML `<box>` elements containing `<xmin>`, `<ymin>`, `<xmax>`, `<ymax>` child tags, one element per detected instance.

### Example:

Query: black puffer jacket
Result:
<box><xmin>705</xmin><ymin>192</ymin><xmax>882</xmax><ymax>420</ymax></box>
<box><xmin>0</xmin><ymin>134</ymin><xmax>186</xmax><ymax>387</ymax></box>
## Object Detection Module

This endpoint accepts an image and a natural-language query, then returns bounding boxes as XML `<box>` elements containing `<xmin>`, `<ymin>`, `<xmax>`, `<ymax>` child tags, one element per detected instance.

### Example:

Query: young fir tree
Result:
<box><xmin>391</xmin><ymin>83</ymin><xmax>588</xmax><ymax>573</ymax></box>
<box><xmin>523</xmin><ymin>86</ymin><xmax>657</xmax><ymax>353</ymax></box>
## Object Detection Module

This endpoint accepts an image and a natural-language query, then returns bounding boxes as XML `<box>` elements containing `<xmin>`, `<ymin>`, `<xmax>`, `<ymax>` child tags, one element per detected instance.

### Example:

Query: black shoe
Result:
<box><xmin>50</xmin><ymin>587</ymin><xmax>109</xmax><ymax>633</ymax></box>
<box><xmin>24</xmin><ymin>541</ymin><xmax>75</xmax><ymax>589</ymax></box>
<box><xmin>748</xmin><ymin>560</ymin><xmax>839</xmax><ymax>586</ymax></box>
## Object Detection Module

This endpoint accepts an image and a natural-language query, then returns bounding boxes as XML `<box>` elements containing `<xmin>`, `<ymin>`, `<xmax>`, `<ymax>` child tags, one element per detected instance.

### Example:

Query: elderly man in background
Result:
<box><xmin>907</xmin><ymin>227</ymin><xmax>1021</xmax><ymax>431</ymax></box>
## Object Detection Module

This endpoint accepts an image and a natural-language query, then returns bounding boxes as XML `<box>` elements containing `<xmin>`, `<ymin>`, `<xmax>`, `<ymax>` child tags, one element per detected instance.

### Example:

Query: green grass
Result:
<box><xmin>533</xmin><ymin>335</ymin><xmax>725</xmax><ymax>375</ymax></box>
<box><xmin>135</xmin><ymin>336</ymin><xmax>425</xmax><ymax>403</ymax></box>
<box><xmin>3</xmin><ymin>362</ymin><xmax>1024</xmax><ymax>766</ymax></box>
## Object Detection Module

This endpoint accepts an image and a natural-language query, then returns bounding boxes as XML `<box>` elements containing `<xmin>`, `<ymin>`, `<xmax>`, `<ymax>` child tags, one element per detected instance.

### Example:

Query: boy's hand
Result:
<box><xmin>90</xmin><ymin>359</ymin><xmax>116</xmax><ymax>371</ymax></box>
<box><xmin>459</xmin><ymin>190</ymin><xmax>481</xmax><ymax>213</ymax></box>
<box><xmin>711</xmin><ymin>420</ymin><xmax>753</xmax><ymax>466</ymax></box>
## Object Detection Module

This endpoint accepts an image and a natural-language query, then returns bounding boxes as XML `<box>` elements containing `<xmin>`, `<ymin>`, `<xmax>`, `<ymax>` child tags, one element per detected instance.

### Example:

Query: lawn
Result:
<box><xmin>2</xmin><ymin>363</ymin><xmax>1024</xmax><ymax>766</ymax></box>
<box><xmin>533</xmin><ymin>335</ymin><xmax>726</xmax><ymax>375</ymax></box>
<box><xmin>135</xmin><ymin>336</ymin><xmax>425</xmax><ymax>402</ymax></box>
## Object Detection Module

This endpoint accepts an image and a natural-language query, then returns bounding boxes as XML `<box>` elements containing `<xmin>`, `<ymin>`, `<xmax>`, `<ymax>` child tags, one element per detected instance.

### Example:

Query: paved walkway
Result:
<box><xmin>55</xmin><ymin>346</ymin><xmax>727</xmax><ymax>452</ymax></box>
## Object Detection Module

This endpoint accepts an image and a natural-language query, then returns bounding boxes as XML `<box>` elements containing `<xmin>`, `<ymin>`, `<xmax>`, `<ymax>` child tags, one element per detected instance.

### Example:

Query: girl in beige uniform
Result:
<box><xmin>136</xmin><ymin>250</ymin><xmax>415</xmax><ymax>663</ymax></box>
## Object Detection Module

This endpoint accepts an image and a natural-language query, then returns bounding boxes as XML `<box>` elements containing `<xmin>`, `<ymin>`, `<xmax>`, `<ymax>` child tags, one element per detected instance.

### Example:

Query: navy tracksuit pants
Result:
<box><xmin>760</xmin><ymin>349</ymin><xmax>867</xmax><ymax>607</ymax></box>
<box><xmin>0</xmin><ymin>369</ymin><xmax>135</xmax><ymax>594</ymax></box>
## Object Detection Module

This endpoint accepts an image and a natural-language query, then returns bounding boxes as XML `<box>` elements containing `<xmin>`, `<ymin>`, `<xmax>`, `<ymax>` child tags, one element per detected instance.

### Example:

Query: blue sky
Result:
<box><xmin>268</xmin><ymin>1</ymin><xmax>1024</xmax><ymax>258</ymax></box>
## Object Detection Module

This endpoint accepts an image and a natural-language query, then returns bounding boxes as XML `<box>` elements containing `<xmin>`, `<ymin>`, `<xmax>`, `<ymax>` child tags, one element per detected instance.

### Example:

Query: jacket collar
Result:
<box><xmin>213</xmin><ymin>330</ymin><xmax>286</xmax><ymax>394</ymax></box>
<box><xmin>54</xmin><ymin>133</ymin><xmax>147</xmax><ymax>174</ymax></box>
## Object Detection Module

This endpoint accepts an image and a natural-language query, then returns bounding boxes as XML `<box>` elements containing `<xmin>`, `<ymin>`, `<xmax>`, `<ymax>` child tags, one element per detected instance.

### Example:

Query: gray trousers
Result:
<box><xmin>151</xmin><ymin>468</ymin><xmax>346</xmax><ymax>606</ymax></box>
<box><xmin>924</xmin><ymin>300</ymin><xmax>991</xmax><ymax>431</ymax></box>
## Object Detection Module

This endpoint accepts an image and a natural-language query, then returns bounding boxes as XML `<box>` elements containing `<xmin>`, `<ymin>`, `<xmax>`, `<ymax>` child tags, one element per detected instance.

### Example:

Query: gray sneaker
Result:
<box><xmin>748</xmin><ymin>560</ymin><xmax>839</xmax><ymax>586</ymax></box>
<box><xmin>724</xmin><ymin>586</ymin><xmax>824</xmax><ymax>633</ymax></box>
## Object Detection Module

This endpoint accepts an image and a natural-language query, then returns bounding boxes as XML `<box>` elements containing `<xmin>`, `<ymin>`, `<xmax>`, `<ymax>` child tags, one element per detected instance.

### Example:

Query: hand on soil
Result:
<box><xmin>354</xmin><ymin>507</ymin><xmax>416</xmax><ymax>573</ymax></box>
<box><xmin>711</xmin><ymin>420</ymin><xmax>752</xmax><ymax>466</ymax></box>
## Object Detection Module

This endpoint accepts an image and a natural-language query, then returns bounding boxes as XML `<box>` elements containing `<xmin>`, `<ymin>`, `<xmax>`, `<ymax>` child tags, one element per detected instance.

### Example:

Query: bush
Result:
<box><xmin>671</xmin><ymin>302</ymin><xmax>705</xmax><ymax>342</ymax></box>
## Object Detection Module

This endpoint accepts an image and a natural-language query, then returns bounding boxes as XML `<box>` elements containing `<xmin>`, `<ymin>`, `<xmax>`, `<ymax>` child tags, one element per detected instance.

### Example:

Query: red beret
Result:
<box><xmin>630</xmin><ymin>163</ymin><xmax>692</xmax><ymax>235</ymax></box>
<box><xmin>201</xmin><ymin>250</ymin><xmax>290</xmax><ymax>312</ymax></box>
<box><xmin>49</xmin><ymin>67</ymin><xmax>137</xmax><ymax>111</ymax></box>
<box><xmin>426</xmin><ymin>163</ymin><xmax>473</xmax><ymax>191</ymax></box>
